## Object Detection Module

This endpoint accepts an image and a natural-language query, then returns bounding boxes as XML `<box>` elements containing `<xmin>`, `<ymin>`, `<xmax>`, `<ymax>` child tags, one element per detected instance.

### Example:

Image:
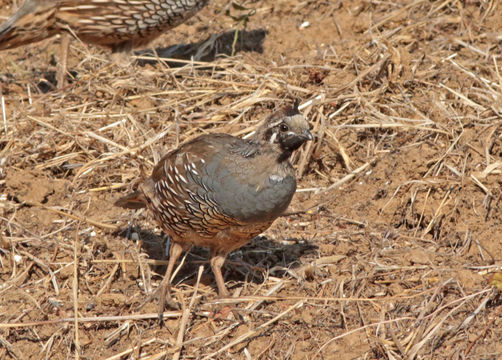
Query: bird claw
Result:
<box><xmin>163</xmin><ymin>296</ymin><xmax>181</xmax><ymax>311</ymax></box>
<box><xmin>158</xmin><ymin>294</ymin><xmax>181</xmax><ymax>326</ymax></box>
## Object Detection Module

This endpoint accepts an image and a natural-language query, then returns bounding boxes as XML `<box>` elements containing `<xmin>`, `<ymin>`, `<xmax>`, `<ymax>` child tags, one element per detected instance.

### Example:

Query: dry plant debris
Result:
<box><xmin>1</xmin><ymin>0</ymin><xmax>501</xmax><ymax>359</ymax></box>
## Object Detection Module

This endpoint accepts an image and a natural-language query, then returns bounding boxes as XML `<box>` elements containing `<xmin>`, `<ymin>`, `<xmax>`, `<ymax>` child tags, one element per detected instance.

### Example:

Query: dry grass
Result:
<box><xmin>1</xmin><ymin>0</ymin><xmax>502</xmax><ymax>359</ymax></box>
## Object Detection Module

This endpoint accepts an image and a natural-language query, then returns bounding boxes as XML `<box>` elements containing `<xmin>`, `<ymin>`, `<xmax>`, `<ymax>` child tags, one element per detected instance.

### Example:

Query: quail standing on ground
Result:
<box><xmin>0</xmin><ymin>0</ymin><xmax>208</xmax><ymax>87</ymax></box>
<box><xmin>115</xmin><ymin>101</ymin><xmax>313</xmax><ymax>317</ymax></box>
<box><xmin>0</xmin><ymin>0</ymin><xmax>209</xmax><ymax>52</ymax></box>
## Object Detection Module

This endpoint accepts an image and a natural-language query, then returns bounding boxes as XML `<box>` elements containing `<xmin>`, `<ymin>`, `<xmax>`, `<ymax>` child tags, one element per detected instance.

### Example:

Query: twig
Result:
<box><xmin>103</xmin><ymin>338</ymin><xmax>158</xmax><ymax>360</ymax></box>
<box><xmin>73</xmin><ymin>227</ymin><xmax>81</xmax><ymax>359</ymax></box>
<box><xmin>314</xmin><ymin>317</ymin><xmax>414</xmax><ymax>359</ymax></box>
<box><xmin>38</xmin><ymin>204</ymin><xmax>118</xmax><ymax>230</ymax></box>
<box><xmin>201</xmin><ymin>301</ymin><xmax>303</xmax><ymax>359</ymax></box>
<box><xmin>173</xmin><ymin>266</ymin><xmax>203</xmax><ymax>360</ymax></box>
<box><xmin>0</xmin><ymin>312</ymin><xmax>182</xmax><ymax>328</ymax></box>
<box><xmin>464</xmin><ymin>303</ymin><xmax>502</xmax><ymax>356</ymax></box>
<box><xmin>0</xmin><ymin>335</ymin><xmax>25</xmax><ymax>360</ymax></box>
<box><xmin>1</xmin><ymin>95</ymin><xmax>6</xmax><ymax>133</ymax></box>
<box><xmin>316</xmin><ymin>158</ymin><xmax>377</xmax><ymax>195</ymax></box>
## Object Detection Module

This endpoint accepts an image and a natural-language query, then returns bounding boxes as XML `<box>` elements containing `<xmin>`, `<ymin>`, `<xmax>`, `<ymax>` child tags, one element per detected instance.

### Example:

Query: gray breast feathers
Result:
<box><xmin>196</xmin><ymin>150</ymin><xmax>297</xmax><ymax>223</ymax></box>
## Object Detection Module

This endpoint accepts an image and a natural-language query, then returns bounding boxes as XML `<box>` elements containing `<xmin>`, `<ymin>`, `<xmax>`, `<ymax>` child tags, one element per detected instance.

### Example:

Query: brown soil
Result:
<box><xmin>1</xmin><ymin>0</ymin><xmax>501</xmax><ymax>359</ymax></box>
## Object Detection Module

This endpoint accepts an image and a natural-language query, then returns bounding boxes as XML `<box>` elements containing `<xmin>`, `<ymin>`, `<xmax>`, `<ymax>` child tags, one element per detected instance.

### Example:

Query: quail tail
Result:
<box><xmin>114</xmin><ymin>191</ymin><xmax>147</xmax><ymax>209</ymax></box>
<box><xmin>0</xmin><ymin>1</ymin><xmax>55</xmax><ymax>50</ymax></box>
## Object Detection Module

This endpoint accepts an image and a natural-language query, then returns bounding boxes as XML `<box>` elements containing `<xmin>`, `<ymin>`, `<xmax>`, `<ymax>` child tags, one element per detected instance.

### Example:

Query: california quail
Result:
<box><xmin>115</xmin><ymin>101</ymin><xmax>312</xmax><ymax>316</ymax></box>
<box><xmin>0</xmin><ymin>0</ymin><xmax>209</xmax><ymax>52</ymax></box>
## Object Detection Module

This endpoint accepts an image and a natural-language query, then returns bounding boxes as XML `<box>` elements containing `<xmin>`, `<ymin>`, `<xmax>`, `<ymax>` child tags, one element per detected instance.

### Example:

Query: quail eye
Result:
<box><xmin>279</xmin><ymin>123</ymin><xmax>289</xmax><ymax>132</ymax></box>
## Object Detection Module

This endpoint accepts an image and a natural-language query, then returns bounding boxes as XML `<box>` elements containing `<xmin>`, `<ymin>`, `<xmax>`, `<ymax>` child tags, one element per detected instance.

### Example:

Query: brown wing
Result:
<box><xmin>149</xmin><ymin>146</ymin><xmax>248</xmax><ymax>238</ymax></box>
<box><xmin>0</xmin><ymin>0</ymin><xmax>208</xmax><ymax>51</ymax></box>
<box><xmin>55</xmin><ymin>0</ymin><xmax>208</xmax><ymax>49</ymax></box>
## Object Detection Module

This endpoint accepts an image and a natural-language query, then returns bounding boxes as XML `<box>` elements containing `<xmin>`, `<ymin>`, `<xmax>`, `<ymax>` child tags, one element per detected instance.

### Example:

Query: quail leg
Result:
<box><xmin>135</xmin><ymin>240</ymin><xmax>184</xmax><ymax>323</ymax></box>
<box><xmin>158</xmin><ymin>241</ymin><xmax>184</xmax><ymax>320</ymax></box>
<box><xmin>209</xmin><ymin>250</ymin><xmax>230</xmax><ymax>297</ymax></box>
<box><xmin>209</xmin><ymin>250</ymin><xmax>245</xmax><ymax>321</ymax></box>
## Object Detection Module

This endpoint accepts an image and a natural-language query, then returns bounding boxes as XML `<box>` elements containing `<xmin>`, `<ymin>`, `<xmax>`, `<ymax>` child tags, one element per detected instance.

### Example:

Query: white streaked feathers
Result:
<box><xmin>177</xmin><ymin>173</ymin><xmax>188</xmax><ymax>184</ymax></box>
<box><xmin>269</xmin><ymin>174</ymin><xmax>284</xmax><ymax>182</ymax></box>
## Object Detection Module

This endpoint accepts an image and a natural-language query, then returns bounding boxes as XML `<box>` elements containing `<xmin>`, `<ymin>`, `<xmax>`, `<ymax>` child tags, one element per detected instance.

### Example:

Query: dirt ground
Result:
<box><xmin>1</xmin><ymin>0</ymin><xmax>501</xmax><ymax>359</ymax></box>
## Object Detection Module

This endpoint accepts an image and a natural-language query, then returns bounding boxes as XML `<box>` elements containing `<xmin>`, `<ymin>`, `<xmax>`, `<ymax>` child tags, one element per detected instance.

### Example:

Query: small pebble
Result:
<box><xmin>299</xmin><ymin>21</ymin><xmax>310</xmax><ymax>29</ymax></box>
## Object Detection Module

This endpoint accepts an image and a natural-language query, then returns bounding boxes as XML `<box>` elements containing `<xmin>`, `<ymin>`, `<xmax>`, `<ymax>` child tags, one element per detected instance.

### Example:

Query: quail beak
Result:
<box><xmin>304</xmin><ymin>129</ymin><xmax>313</xmax><ymax>141</ymax></box>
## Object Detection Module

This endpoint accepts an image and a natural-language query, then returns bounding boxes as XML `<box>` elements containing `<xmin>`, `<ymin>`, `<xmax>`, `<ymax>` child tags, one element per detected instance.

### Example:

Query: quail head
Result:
<box><xmin>0</xmin><ymin>0</ymin><xmax>209</xmax><ymax>52</ymax></box>
<box><xmin>115</xmin><ymin>101</ymin><xmax>312</xmax><ymax>317</ymax></box>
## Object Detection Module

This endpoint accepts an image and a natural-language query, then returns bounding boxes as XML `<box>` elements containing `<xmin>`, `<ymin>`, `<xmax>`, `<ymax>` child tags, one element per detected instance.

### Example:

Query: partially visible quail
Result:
<box><xmin>115</xmin><ymin>101</ymin><xmax>312</xmax><ymax>316</ymax></box>
<box><xmin>0</xmin><ymin>0</ymin><xmax>209</xmax><ymax>52</ymax></box>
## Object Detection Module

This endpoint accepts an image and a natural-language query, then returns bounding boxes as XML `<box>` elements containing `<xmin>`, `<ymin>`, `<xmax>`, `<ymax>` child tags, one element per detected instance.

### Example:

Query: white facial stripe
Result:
<box><xmin>269</xmin><ymin>132</ymin><xmax>277</xmax><ymax>143</ymax></box>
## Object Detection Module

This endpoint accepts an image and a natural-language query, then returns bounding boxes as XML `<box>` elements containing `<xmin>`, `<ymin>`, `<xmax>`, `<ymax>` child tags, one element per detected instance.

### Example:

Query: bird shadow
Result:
<box><xmin>135</xmin><ymin>28</ymin><xmax>267</xmax><ymax>67</ymax></box>
<box><xmin>26</xmin><ymin>28</ymin><xmax>266</xmax><ymax>93</ymax></box>
<box><xmin>114</xmin><ymin>225</ymin><xmax>318</xmax><ymax>294</ymax></box>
